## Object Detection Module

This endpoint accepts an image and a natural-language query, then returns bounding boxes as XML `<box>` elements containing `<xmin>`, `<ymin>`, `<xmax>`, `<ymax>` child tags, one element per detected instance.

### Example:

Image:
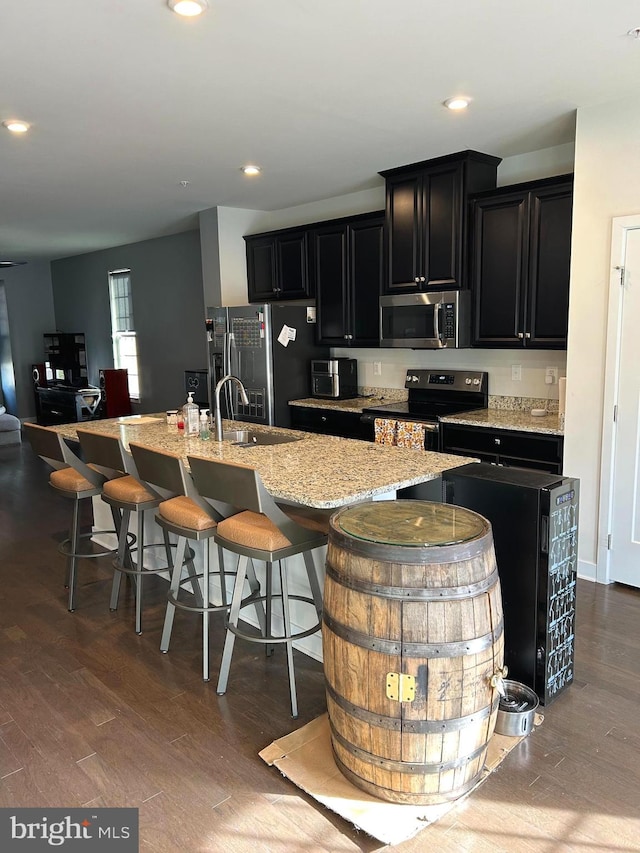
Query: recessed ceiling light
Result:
<box><xmin>0</xmin><ymin>261</ymin><xmax>27</xmax><ymax>268</ymax></box>
<box><xmin>3</xmin><ymin>119</ymin><xmax>30</xmax><ymax>133</ymax></box>
<box><xmin>167</xmin><ymin>0</ymin><xmax>208</xmax><ymax>16</ymax></box>
<box><xmin>627</xmin><ymin>27</ymin><xmax>640</xmax><ymax>39</ymax></box>
<box><xmin>443</xmin><ymin>97</ymin><xmax>471</xmax><ymax>111</ymax></box>
<box><xmin>241</xmin><ymin>165</ymin><xmax>261</xmax><ymax>176</ymax></box>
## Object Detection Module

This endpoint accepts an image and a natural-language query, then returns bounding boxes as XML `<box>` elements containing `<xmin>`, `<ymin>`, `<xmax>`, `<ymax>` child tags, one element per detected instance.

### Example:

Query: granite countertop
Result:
<box><xmin>289</xmin><ymin>393</ymin><xmax>407</xmax><ymax>414</ymax></box>
<box><xmin>291</xmin><ymin>397</ymin><xmax>563</xmax><ymax>435</ymax></box>
<box><xmin>440</xmin><ymin>408</ymin><xmax>563</xmax><ymax>436</ymax></box>
<box><xmin>53</xmin><ymin>415</ymin><xmax>476</xmax><ymax>509</ymax></box>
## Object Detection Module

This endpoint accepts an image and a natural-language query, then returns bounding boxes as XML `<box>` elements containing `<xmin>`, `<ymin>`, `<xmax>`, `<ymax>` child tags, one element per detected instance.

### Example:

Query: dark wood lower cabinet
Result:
<box><xmin>441</xmin><ymin>422</ymin><xmax>564</xmax><ymax>474</ymax></box>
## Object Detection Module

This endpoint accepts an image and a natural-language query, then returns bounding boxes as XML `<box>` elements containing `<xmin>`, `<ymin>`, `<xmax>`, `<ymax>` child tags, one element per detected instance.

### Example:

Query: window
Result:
<box><xmin>108</xmin><ymin>269</ymin><xmax>140</xmax><ymax>399</ymax></box>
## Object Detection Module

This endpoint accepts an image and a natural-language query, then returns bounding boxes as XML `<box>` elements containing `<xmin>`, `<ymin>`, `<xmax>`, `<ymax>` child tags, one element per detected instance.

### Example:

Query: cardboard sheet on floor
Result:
<box><xmin>259</xmin><ymin>712</ymin><xmax>542</xmax><ymax>846</ymax></box>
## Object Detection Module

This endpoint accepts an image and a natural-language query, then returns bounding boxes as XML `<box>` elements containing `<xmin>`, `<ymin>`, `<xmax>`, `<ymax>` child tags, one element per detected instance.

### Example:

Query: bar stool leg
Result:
<box><xmin>160</xmin><ymin>535</ymin><xmax>188</xmax><ymax>653</ymax></box>
<box><xmin>67</xmin><ymin>499</ymin><xmax>81</xmax><ymax>612</ymax></box>
<box><xmin>279</xmin><ymin>560</ymin><xmax>298</xmax><ymax>718</ymax></box>
<box><xmin>265</xmin><ymin>561</ymin><xmax>274</xmax><ymax>658</ymax></box>
<box><xmin>202</xmin><ymin>541</ymin><xmax>210</xmax><ymax>681</ymax></box>
<box><xmin>110</xmin><ymin>508</ymin><xmax>131</xmax><ymax>611</ymax></box>
<box><xmin>134</xmin><ymin>509</ymin><xmax>145</xmax><ymax>635</ymax></box>
<box><xmin>245</xmin><ymin>558</ymin><xmax>267</xmax><ymax>636</ymax></box>
<box><xmin>217</xmin><ymin>545</ymin><xmax>228</xmax><ymax>606</ymax></box>
<box><xmin>216</xmin><ymin>554</ymin><xmax>249</xmax><ymax>696</ymax></box>
<box><xmin>303</xmin><ymin>551</ymin><xmax>323</xmax><ymax>621</ymax></box>
<box><xmin>182</xmin><ymin>547</ymin><xmax>204</xmax><ymax>608</ymax></box>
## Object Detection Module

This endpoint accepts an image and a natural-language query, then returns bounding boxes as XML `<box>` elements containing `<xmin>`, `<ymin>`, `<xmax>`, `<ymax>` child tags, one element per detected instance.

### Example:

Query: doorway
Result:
<box><xmin>598</xmin><ymin>216</ymin><xmax>640</xmax><ymax>587</ymax></box>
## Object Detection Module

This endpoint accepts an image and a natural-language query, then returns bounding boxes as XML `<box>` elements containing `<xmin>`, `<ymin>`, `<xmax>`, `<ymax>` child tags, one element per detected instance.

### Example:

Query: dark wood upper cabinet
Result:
<box><xmin>246</xmin><ymin>228</ymin><xmax>311</xmax><ymax>302</ymax></box>
<box><xmin>311</xmin><ymin>211</ymin><xmax>384</xmax><ymax>346</ymax></box>
<box><xmin>471</xmin><ymin>175</ymin><xmax>573</xmax><ymax>349</ymax></box>
<box><xmin>380</xmin><ymin>151</ymin><xmax>501</xmax><ymax>294</ymax></box>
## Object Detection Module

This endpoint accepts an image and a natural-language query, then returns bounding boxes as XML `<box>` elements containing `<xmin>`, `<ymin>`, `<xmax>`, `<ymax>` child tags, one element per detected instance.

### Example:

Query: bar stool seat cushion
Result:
<box><xmin>216</xmin><ymin>510</ymin><xmax>292</xmax><ymax>551</ymax></box>
<box><xmin>158</xmin><ymin>496</ymin><xmax>217</xmax><ymax>531</ymax></box>
<box><xmin>103</xmin><ymin>474</ymin><xmax>156</xmax><ymax>504</ymax></box>
<box><xmin>50</xmin><ymin>464</ymin><xmax>102</xmax><ymax>494</ymax></box>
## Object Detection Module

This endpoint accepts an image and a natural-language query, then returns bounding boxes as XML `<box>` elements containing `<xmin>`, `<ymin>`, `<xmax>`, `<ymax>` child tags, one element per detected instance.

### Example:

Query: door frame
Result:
<box><xmin>597</xmin><ymin>214</ymin><xmax>640</xmax><ymax>583</ymax></box>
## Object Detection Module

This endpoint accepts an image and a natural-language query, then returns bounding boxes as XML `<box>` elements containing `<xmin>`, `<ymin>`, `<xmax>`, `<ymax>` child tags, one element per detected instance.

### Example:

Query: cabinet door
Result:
<box><xmin>314</xmin><ymin>225</ymin><xmax>349</xmax><ymax>344</ymax></box>
<box><xmin>277</xmin><ymin>231</ymin><xmax>310</xmax><ymax>298</ymax></box>
<box><xmin>384</xmin><ymin>172</ymin><xmax>422</xmax><ymax>292</ymax></box>
<box><xmin>349</xmin><ymin>217</ymin><xmax>384</xmax><ymax>346</ymax></box>
<box><xmin>526</xmin><ymin>183</ymin><xmax>573</xmax><ymax>348</ymax></box>
<box><xmin>246</xmin><ymin>236</ymin><xmax>277</xmax><ymax>302</ymax></box>
<box><xmin>424</xmin><ymin>163</ymin><xmax>462</xmax><ymax>288</ymax></box>
<box><xmin>471</xmin><ymin>192</ymin><xmax>529</xmax><ymax>347</ymax></box>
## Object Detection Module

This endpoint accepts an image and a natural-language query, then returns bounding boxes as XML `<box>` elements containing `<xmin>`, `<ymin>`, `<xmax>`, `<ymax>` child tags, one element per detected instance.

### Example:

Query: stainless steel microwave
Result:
<box><xmin>380</xmin><ymin>290</ymin><xmax>471</xmax><ymax>348</ymax></box>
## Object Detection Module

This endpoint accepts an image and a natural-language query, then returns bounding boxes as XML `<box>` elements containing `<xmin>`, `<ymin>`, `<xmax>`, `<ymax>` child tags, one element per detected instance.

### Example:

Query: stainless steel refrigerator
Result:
<box><xmin>206</xmin><ymin>304</ymin><xmax>329</xmax><ymax>428</ymax></box>
<box><xmin>442</xmin><ymin>462</ymin><xmax>579</xmax><ymax>705</ymax></box>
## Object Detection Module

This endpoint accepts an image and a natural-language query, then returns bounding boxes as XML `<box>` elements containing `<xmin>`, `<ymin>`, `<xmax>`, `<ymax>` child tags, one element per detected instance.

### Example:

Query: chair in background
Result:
<box><xmin>23</xmin><ymin>422</ymin><xmax>120</xmax><ymax>611</ymax></box>
<box><xmin>76</xmin><ymin>428</ymin><xmax>199</xmax><ymax>636</ymax></box>
<box><xmin>128</xmin><ymin>442</ymin><xmax>260</xmax><ymax>682</ymax></box>
<box><xmin>187</xmin><ymin>453</ymin><xmax>327</xmax><ymax>718</ymax></box>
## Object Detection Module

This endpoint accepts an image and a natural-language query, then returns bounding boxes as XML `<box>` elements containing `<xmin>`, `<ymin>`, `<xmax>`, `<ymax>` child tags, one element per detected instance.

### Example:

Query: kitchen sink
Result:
<box><xmin>222</xmin><ymin>429</ymin><xmax>302</xmax><ymax>446</ymax></box>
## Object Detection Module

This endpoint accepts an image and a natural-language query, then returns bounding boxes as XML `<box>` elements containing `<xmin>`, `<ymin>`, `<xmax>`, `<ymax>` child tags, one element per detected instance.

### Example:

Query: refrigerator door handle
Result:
<box><xmin>221</xmin><ymin>331</ymin><xmax>233</xmax><ymax>419</ymax></box>
<box><xmin>540</xmin><ymin>515</ymin><xmax>549</xmax><ymax>554</ymax></box>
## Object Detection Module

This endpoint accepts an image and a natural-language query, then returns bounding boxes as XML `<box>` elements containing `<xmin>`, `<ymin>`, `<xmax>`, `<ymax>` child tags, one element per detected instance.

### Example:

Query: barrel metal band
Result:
<box><xmin>325</xmin><ymin>563</ymin><xmax>499</xmax><ymax>602</ymax></box>
<box><xmin>329</xmin><ymin>722</ymin><xmax>487</xmax><ymax>774</ymax></box>
<box><xmin>328</xmin><ymin>525</ymin><xmax>494</xmax><ymax>565</ymax></box>
<box><xmin>323</xmin><ymin>612</ymin><xmax>503</xmax><ymax>658</ymax></box>
<box><xmin>325</xmin><ymin>681</ymin><xmax>499</xmax><ymax>733</ymax></box>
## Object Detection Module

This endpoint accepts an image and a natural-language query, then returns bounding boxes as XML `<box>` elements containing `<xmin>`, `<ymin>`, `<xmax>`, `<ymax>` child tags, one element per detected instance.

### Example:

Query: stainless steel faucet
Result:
<box><xmin>214</xmin><ymin>374</ymin><xmax>249</xmax><ymax>441</ymax></box>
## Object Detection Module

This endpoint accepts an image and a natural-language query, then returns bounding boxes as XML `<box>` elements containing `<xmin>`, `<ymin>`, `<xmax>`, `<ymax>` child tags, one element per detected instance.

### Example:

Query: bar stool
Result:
<box><xmin>187</xmin><ymin>453</ymin><xmax>327</xmax><ymax>718</ymax></box>
<box><xmin>128</xmin><ymin>442</ymin><xmax>262</xmax><ymax>682</ymax></box>
<box><xmin>23</xmin><ymin>422</ymin><xmax>121</xmax><ymax>612</ymax></box>
<box><xmin>75</xmin><ymin>428</ymin><xmax>201</xmax><ymax>636</ymax></box>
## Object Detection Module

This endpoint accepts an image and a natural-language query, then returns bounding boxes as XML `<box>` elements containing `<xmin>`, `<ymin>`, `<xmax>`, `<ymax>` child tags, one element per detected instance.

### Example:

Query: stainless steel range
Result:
<box><xmin>361</xmin><ymin>368</ymin><xmax>488</xmax><ymax>450</ymax></box>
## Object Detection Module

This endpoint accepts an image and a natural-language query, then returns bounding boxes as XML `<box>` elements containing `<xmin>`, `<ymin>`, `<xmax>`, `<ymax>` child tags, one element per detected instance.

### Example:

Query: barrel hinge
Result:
<box><xmin>386</xmin><ymin>672</ymin><xmax>416</xmax><ymax>702</ymax></box>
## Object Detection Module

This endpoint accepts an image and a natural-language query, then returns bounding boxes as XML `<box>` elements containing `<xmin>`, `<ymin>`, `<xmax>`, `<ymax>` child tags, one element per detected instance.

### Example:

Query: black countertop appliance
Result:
<box><xmin>442</xmin><ymin>462</ymin><xmax>579</xmax><ymax>705</ymax></box>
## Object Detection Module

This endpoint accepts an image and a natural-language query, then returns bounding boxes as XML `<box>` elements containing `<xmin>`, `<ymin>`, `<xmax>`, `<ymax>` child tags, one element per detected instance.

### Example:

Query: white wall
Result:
<box><xmin>497</xmin><ymin>143</ymin><xmax>575</xmax><ymax>187</ymax></box>
<box><xmin>1</xmin><ymin>261</ymin><xmax>56</xmax><ymax>419</ymax></box>
<box><xmin>564</xmin><ymin>95</ymin><xmax>640</xmax><ymax>580</ymax></box>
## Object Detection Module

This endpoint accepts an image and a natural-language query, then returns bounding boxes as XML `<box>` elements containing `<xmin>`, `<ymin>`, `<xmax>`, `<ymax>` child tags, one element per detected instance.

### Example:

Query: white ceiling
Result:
<box><xmin>1</xmin><ymin>0</ymin><xmax>639</xmax><ymax>262</ymax></box>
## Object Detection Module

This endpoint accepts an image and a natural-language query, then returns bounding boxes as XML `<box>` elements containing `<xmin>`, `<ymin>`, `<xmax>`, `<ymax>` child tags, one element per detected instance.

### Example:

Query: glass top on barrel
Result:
<box><xmin>336</xmin><ymin>500</ymin><xmax>486</xmax><ymax>547</ymax></box>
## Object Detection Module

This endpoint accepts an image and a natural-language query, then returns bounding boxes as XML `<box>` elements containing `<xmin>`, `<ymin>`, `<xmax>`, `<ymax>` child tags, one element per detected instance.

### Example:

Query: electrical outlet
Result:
<box><xmin>373</xmin><ymin>361</ymin><xmax>382</xmax><ymax>377</ymax></box>
<box><xmin>511</xmin><ymin>364</ymin><xmax>522</xmax><ymax>382</ymax></box>
<box><xmin>545</xmin><ymin>366</ymin><xmax>558</xmax><ymax>385</ymax></box>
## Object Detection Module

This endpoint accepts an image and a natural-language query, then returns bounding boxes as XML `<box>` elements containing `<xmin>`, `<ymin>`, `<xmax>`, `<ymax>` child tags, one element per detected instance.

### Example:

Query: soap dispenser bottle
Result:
<box><xmin>199</xmin><ymin>408</ymin><xmax>211</xmax><ymax>440</ymax></box>
<box><xmin>183</xmin><ymin>392</ymin><xmax>200</xmax><ymax>436</ymax></box>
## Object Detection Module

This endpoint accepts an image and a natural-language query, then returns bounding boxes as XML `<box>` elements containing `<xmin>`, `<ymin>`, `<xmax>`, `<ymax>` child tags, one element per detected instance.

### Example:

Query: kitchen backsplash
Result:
<box><xmin>335</xmin><ymin>346</ymin><xmax>567</xmax><ymax>401</ymax></box>
<box><xmin>357</xmin><ymin>387</ymin><xmax>558</xmax><ymax>412</ymax></box>
<box><xmin>489</xmin><ymin>395</ymin><xmax>559</xmax><ymax>412</ymax></box>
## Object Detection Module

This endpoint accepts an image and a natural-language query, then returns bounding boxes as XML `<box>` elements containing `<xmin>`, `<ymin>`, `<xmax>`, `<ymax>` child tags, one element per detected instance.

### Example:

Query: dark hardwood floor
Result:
<box><xmin>1</xmin><ymin>440</ymin><xmax>639</xmax><ymax>852</ymax></box>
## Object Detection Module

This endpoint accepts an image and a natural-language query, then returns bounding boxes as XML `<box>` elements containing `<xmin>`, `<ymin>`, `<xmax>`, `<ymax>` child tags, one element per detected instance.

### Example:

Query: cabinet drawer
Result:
<box><xmin>290</xmin><ymin>406</ymin><xmax>373</xmax><ymax>441</ymax></box>
<box><xmin>441</xmin><ymin>423</ymin><xmax>563</xmax><ymax>470</ymax></box>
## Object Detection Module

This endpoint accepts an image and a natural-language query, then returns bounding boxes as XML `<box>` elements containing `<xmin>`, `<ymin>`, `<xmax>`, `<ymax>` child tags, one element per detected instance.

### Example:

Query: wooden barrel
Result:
<box><xmin>322</xmin><ymin>499</ymin><xmax>504</xmax><ymax>804</ymax></box>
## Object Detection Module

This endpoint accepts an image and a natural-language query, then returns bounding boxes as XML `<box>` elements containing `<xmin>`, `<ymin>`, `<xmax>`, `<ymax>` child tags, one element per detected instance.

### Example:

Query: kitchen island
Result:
<box><xmin>50</xmin><ymin>415</ymin><xmax>477</xmax><ymax>662</ymax></box>
<box><xmin>53</xmin><ymin>414</ymin><xmax>476</xmax><ymax>508</ymax></box>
